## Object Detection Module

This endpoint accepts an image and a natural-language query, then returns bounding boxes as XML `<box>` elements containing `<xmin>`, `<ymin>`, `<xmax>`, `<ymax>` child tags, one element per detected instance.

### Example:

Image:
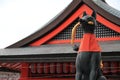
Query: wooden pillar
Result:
<box><xmin>19</xmin><ymin>62</ymin><xmax>29</xmax><ymax>80</ymax></box>
<box><xmin>70</xmin><ymin>62</ymin><xmax>75</xmax><ymax>74</ymax></box>
<box><xmin>37</xmin><ymin>63</ymin><xmax>44</xmax><ymax>74</ymax></box>
<box><xmin>44</xmin><ymin>63</ymin><xmax>50</xmax><ymax>74</ymax></box>
<box><xmin>119</xmin><ymin>62</ymin><xmax>120</xmax><ymax>75</ymax></box>
<box><xmin>110</xmin><ymin>61</ymin><xmax>119</xmax><ymax>75</ymax></box>
<box><xmin>63</xmin><ymin>62</ymin><xmax>69</xmax><ymax>73</ymax></box>
<box><xmin>103</xmin><ymin>61</ymin><xmax>110</xmax><ymax>75</ymax></box>
<box><xmin>50</xmin><ymin>62</ymin><xmax>56</xmax><ymax>74</ymax></box>
<box><xmin>56</xmin><ymin>63</ymin><xmax>63</xmax><ymax>74</ymax></box>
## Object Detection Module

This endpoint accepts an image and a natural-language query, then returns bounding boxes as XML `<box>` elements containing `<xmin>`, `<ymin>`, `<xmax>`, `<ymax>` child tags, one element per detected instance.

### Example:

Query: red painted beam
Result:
<box><xmin>30</xmin><ymin>4</ymin><xmax>120</xmax><ymax>46</ymax></box>
<box><xmin>46</xmin><ymin>37</ymin><xmax>120</xmax><ymax>44</ymax></box>
<box><xmin>19</xmin><ymin>63</ymin><xmax>29</xmax><ymax>80</ymax></box>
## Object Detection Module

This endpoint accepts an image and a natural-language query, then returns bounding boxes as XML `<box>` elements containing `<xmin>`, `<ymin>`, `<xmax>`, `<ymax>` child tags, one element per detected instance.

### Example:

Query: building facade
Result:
<box><xmin>0</xmin><ymin>0</ymin><xmax>120</xmax><ymax>80</ymax></box>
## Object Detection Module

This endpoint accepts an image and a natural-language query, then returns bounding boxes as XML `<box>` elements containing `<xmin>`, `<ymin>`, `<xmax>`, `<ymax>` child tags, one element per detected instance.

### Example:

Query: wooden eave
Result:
<box><xmin>6</xmin><ymin>0</ymin><xmax>120</xmax><ymax>48</ymax></box>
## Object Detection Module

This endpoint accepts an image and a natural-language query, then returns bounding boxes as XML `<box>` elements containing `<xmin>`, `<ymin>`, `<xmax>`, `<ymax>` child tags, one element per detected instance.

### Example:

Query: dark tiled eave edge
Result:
<box><xmin>93</xmin><ymin>0</ymin><xmax>120</xmax><ymax>18</ymax></box>
<box><xmin>0</xmin><ymin>53</ymin><xmax>120</xmax><ymax>62</ymax></box>
<box><xmin>6</xmin><ymin>0</ymin><xmax>120</xmax><ymax>48</ymax></box>
<box><xmin>84</xmin><ymin>0</ymin><xmax>120</xmax><ymax>25</ymax></box>
<box><xmin>2</xmin><ymin>41</ymin><xmax>120</xmax><ymax>55</ymax></box>
<box><xmin>6</xmin><ymin>0</ymin><xmax>83</xmax><ymax>48</ymax></box>
<box><xmin>1</xmin><ymin>41</ymin><xmax>120</xmax><ymax>62</ymax></box>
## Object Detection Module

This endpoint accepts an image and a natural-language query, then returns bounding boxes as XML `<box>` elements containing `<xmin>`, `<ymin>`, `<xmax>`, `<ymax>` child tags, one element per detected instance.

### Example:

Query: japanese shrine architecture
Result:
<box><xmin>0</xmin><ymin>0</ymin><xmax>120</xmax><ymax>80</ymax></box>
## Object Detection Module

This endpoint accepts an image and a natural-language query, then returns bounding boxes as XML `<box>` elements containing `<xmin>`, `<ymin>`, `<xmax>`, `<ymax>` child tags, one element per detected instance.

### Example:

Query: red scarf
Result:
<box><xmin>78</xmin><ymin>33</ymin><xmax>101</xmax><ymax>52</ymax></box>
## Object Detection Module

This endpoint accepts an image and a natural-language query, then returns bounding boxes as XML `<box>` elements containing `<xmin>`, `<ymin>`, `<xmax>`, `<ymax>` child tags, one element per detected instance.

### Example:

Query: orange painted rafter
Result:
<box><xmin>46</xmin><ymin>37</ymin><xmax>120</xmax><ymax>44</ymax></box>
<box><xmin>97</xmin><ymin>15</ymin><xmax>120</xmax><ymax>33</ymax></box>
<box><xmin>0</xmin><ymin>62</ymin><xmax>21</xmax><ymax>71</ymax></box>
<box><xmin>30</xmin><ymin>5</ymin><xmax>88</xmax><ymax>46</ymax></box>
<box><xmin>30</xmin><ymin>4</ymin><xmax>120</xmax><ymax>46</ymax></box>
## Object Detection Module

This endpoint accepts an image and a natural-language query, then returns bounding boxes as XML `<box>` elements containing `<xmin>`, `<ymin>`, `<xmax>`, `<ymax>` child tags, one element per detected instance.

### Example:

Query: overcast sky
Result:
<box><xmin>0</xmin><ymin>0</ymin><xmax>72</xmax><ymax>48</ymax></box>
<box><xmin>0</xmin><ymin>0</ymin><xmax>119</xmax><ymax>49</ymax></box>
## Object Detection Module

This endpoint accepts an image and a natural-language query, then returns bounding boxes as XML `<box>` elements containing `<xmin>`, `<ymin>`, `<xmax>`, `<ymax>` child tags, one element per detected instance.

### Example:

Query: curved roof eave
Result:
<box><xmin>6</xmin><ymin>0</ymin><xmax>120</xmax><ymax>48</ymax></box>
<box><xmin>93</xmin><ymin>0</ymin><xmax>120</xmax><ymax>18</ymax></box>
<box><xmin>6</xmin><ymin>0</ymin><xmax>83</xmax><ymax>48</ymax></box>
<box><xmin>83</xmin><ymin>0</ymin><xmax>120</xmax><ymax>26</ymax></box>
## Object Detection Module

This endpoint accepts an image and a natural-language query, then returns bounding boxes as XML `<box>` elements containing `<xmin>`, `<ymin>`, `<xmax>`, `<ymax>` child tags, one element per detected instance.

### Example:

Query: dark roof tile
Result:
<box><xmin>93</xmin><ymin>0</ymin><xmax>120</xmax><ymax>18</ymax></box>
<box><xmin>1</xmin><ymin>41</ymin><xmax>120</xmax><ymax>56</ymax></box>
